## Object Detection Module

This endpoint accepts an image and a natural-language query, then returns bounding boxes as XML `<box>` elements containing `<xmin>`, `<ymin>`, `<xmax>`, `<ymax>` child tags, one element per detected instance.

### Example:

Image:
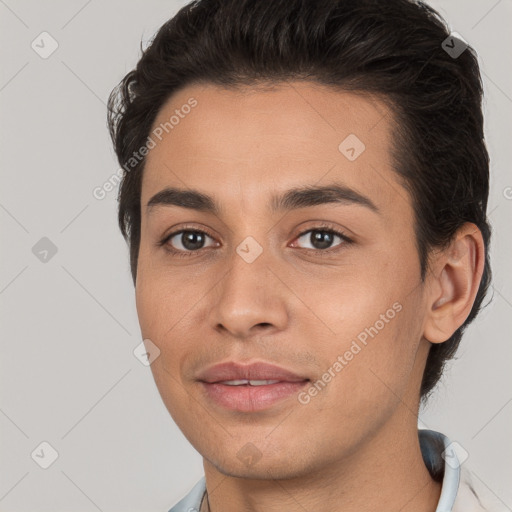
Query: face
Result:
<box><xmin>136</xmin><ymin>82</ymin><xmax>431</xmax><ymax>479</ymax></box>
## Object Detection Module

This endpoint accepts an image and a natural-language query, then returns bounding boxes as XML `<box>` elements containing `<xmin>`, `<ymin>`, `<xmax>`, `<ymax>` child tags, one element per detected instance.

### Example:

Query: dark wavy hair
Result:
<box><xmin>107</xmin><ymin>0</ymin><xmax>491</xmax><ymax>403</ymax></box>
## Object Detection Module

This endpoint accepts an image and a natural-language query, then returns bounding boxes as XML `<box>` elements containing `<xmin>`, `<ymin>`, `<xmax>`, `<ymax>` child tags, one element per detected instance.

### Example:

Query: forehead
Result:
<box><xmin>141</xmin><ymin>81</ymin><xmax>405</xmax><ymax>215</ymax></box>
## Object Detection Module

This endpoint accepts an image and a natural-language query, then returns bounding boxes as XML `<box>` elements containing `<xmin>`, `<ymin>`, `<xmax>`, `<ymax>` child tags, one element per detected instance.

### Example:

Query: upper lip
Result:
<box><xmin>197</xmin><ymin>361</ymin><xmax>309</xmax><ymax>383</ymax></box>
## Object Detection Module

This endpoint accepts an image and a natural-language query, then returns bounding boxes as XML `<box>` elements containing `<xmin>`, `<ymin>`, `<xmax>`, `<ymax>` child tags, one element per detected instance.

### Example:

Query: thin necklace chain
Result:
<box><xmin>200</xmin><ymin>491</ymin><xmax>210</xmax><ymax>512</ymax></box>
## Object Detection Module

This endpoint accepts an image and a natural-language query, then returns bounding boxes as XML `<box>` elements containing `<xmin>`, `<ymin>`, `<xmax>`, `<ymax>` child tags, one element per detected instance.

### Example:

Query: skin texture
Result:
<box><xmin>135</xmin><ymin>82</ymin><xmax>484</xmax><ymax>512</ymax></box>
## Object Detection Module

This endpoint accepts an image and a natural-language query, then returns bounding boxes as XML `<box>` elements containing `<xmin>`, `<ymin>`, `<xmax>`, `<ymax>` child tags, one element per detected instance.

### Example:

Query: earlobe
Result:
<box><xmin>423</xmin><ymin>223</ymin><xmax>485</xmax><ymax>344</ymax></box>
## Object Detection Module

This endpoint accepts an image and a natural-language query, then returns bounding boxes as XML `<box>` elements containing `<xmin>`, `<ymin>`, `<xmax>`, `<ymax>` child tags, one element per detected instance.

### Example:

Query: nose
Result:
<box><xmin>210</xmin><ymin>248</ymin><xmax>289</xmax><ymax>340</ymax></box>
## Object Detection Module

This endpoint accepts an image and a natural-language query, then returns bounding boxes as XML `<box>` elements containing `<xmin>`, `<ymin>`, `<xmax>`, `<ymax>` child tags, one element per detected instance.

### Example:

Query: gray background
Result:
<box><xmin>0</xmin><ymin>0</ymin><xmax>510</xmax><ymax>510</ymax></box>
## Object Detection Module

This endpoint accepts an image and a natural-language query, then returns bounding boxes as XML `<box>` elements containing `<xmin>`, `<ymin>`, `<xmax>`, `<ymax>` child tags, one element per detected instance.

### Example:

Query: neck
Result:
<box><xmin>201</xmin><ymin>408</ymin><xmax>441</xmax><ymax>512</ymax></box>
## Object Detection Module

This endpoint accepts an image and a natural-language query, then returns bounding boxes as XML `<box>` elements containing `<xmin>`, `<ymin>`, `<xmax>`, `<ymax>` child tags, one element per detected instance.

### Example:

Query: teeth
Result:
<box><xmin>220</xmin><ymin>379</ymin><xmax>281</xmax><ymax>386</ymax></box>
<box><xmin>248</xmin><ymin>380</ymin><xmax>280</xmax><ymax>386</ymax></box>
<box><xmin>221</xmin><ymin>379</ymin><xmax>249</xmax><ymax>386</ymax></box>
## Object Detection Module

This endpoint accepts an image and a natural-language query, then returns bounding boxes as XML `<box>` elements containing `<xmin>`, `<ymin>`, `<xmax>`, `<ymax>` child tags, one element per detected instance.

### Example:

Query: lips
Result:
<box><xmin>197</xmin><ymin>361</ymin><xmax>308</xmax><ymax>383</ymax></box>
<box><xmin>197</xmin><ymin>361</ymin><xmax>309</xmax><ymax>412</ymax></box>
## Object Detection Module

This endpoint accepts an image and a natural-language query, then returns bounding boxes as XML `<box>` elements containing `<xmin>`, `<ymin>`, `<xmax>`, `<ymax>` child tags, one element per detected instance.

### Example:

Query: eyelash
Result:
<box><xmin>158</xmin><ymin>223</ymin><xmax>353</xmax><ymax>259</ymax></box>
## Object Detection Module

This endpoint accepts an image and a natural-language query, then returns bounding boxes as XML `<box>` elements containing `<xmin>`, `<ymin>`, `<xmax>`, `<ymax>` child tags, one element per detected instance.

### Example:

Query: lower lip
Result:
<box><xmin>201</xmin><ymin>381</ymin><xmax>309</xmax><ymax>412</ymax></box>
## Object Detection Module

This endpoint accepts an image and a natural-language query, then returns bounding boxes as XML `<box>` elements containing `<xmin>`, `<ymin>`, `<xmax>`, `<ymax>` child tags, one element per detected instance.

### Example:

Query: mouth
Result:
<box><xmin>197</xmin><ymin>361</ymin><xmax>310</xmax><ymax>412</ymax></box>
<box><xmin>217</xmin><ymin>379</ymin><xmax>282</xmax><ymax>385</ymax></box>
<box><xmin>200</xmin><ymin>380</ymin><xmax>309</xmax><ymax>412</ymax></box>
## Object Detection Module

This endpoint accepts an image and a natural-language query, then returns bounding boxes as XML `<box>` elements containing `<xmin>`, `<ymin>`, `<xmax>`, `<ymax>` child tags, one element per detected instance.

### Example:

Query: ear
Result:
<box><xmin>423</xmin><ymin>223</ymin><xmax>486</xmax><ymax>344</ymax></box>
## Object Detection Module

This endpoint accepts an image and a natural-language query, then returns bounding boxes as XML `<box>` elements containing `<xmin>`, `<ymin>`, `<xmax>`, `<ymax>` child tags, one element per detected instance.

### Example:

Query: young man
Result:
<box><xmin>107</xmin><ymin>0</ymin><xmax>500</xmax><ymax>510</ymax></box>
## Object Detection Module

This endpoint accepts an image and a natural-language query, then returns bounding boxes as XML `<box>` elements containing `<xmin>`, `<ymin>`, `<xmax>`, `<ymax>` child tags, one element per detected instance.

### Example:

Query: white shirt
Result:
<box><xmin>168</xmin><ymin>430</ymin><xmax>506</xmax><ymax>512</ymax></box>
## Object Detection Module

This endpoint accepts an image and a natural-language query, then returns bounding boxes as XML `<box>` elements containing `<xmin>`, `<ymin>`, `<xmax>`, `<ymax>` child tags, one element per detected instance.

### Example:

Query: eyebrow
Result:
<box><xmin>146</xmin><ymin>184</ymin><xmax>379</xmax><ymax>215</ymax></box>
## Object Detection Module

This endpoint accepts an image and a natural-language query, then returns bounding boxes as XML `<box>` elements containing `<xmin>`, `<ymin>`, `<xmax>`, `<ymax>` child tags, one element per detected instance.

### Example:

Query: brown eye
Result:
<box><xmin>295</xmin><ymin>229</ymin><xmax>348</xmax><ymax>251</ymax></box>
<box><xmin>164</xmin><ymin>229</ymin><xmax>216</xmax><ymax>255</ymax></box>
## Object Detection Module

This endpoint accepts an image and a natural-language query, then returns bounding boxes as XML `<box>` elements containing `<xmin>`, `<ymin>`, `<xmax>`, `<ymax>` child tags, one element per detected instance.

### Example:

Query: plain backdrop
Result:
<box><xmin>1</xmin><ymin>1</ymin><xmax>511</xmax><ymax>510</ymax></box>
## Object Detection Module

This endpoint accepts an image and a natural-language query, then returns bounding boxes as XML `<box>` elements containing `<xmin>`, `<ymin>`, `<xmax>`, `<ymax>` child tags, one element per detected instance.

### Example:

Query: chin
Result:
<box><xmin>205</xmin><ymin>448</ymin><xmax>316</xmax><ymax>481</ymax></box>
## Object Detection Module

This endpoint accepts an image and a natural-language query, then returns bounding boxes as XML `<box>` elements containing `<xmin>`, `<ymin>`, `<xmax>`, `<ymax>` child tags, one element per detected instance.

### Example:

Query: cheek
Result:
<box><xmin>312</xmin><ymin>260</ymin><xmax>411</xmax><ymax>343</ymax></box>
<box><xmin>135</xmin><ymin>267</ymin><xmax>201</xmax><ymax>425</ymax></box>
<box><xmin>135</xmin><ymin>261</ymin><xmax>207</xmax><ymax>380</ymax></box>
<box><xmin>326</xmin><ymin>288</ymin><xmax>425</xmax><ymax>414</ymax></box>
<box><xmin>135</xmin><ymin>277</ymin><xmax>187</xmax><ymax>371</ymax></box>
<box><xmin>310</xmin><ymin>255</ymin><xmax>424</xmax><ymax>399</ymax></box>
<box><xmin>135</xmin><ymin>244</ymin><xmax>194</xmax><ymax>339</ymax></box>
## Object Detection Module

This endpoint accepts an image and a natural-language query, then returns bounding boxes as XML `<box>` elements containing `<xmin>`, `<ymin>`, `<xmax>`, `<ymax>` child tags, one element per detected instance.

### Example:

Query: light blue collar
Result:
<box><xmin>420</xmin><ymin>430</ymin><xmax>461</xmax><ymax>512</ymax></box>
